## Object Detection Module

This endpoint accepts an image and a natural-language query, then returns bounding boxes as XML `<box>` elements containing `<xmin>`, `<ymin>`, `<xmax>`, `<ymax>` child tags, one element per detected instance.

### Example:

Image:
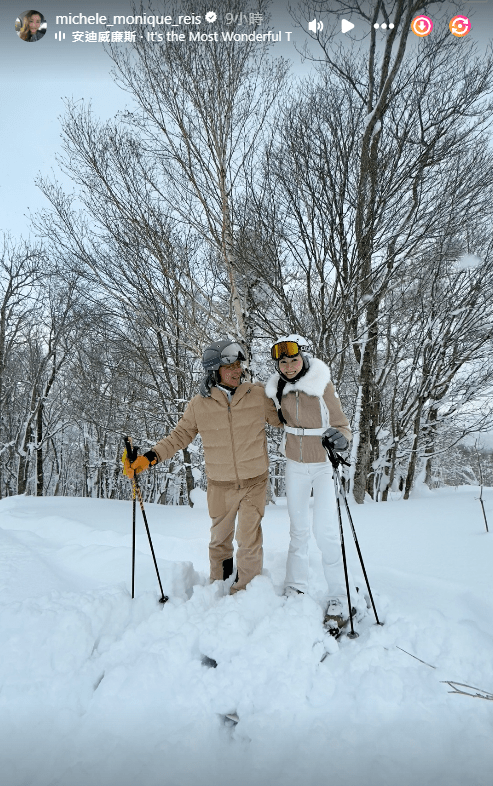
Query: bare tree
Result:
<box><xmin>41</xmin><ymin>0</ymin><xmax>287</xmax><ymax>364</ymax></box>
<box><xmin>0</xmin><ymin>236</ymin><xmax>46</xmax><ymax>497</ymax></box>
<box><xmin>254</xmin><ymin>0</ymin><xmax>493</xmax><ymax>500</ymax></box>
<box><xmin>13</xmin><ymin>274</ymin><xmax>81</xmax><ymax>495</ymax></box>
<box><xmin>372</xmin><ymin>235</ymin><xmax>493</xmax><ymax>500</ymax></box>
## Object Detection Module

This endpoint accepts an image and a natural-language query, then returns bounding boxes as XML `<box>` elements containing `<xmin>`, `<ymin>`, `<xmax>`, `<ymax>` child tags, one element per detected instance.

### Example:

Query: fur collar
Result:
<box><xmin>265</xmin><ymin>357</ymin><xmax>331</xmax><ymax>399</ymax></box>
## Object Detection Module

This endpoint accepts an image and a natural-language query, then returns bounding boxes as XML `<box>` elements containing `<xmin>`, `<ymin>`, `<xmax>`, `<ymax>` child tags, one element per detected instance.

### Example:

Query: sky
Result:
<box><xmin>1</xmin><ymin>0</ymin><xmax>492</xmax><ymax>241</ymax></box>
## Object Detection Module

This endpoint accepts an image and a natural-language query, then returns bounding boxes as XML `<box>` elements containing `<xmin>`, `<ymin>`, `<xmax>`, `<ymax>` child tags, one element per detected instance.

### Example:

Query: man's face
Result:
<box><xmin>29</xmin><ymin>15</ymin><xmax>41</xmax><ymax>33</ymax></box>
<box><xmin>218</xmin><ymin>359</ymin><xmax>242</xmax><ymax>387</ymax></box>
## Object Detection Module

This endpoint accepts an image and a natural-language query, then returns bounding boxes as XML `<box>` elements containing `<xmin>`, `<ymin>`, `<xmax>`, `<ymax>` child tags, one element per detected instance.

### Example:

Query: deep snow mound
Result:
<box><xmin>0</xmin><ymin>489</ymin><xmax>492</xmax><ymax>786</ymax></box>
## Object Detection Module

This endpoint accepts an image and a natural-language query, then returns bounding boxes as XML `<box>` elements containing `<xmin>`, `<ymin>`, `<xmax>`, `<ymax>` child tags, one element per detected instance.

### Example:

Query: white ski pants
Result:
<box><xmin>285</xmin><ymin>458</ymin><xmax>356</xmax><ymax>604</ymax></box>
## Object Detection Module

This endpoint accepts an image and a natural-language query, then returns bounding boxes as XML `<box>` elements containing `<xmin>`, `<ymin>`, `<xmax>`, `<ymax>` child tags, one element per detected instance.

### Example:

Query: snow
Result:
<box><xmin>1</xmin><ymin>487</ymin><xmax>493</xmax><ymax>786</ymax></box>
<box><xmin>363</xmin><ymin>109</ymin><xmax>376</xmax><ymax>129</ymax></box>
<box><xmin>456</xmin><ymin>253</ymin><xmax>482</xmax><ymax>270</ymax></box>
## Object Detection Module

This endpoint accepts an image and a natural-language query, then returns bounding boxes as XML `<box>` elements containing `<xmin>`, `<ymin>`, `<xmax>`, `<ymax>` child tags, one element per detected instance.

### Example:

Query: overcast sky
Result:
<box><xmin>1</xmin><ymin>0</ymin><xmax>492</xmax><ymax>241</ymax></box>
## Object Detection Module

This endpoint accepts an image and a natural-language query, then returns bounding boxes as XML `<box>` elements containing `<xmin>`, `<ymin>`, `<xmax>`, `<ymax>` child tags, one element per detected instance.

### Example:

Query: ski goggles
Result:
<box><xmin>220</xmin><ymin>343</ymin><xmax>246</xmax><ymax>366</ymax></box>
<box><xmin>271</xmin><ymin>341</ymin><xmax>302</xmax><ymax>360</ymax></box>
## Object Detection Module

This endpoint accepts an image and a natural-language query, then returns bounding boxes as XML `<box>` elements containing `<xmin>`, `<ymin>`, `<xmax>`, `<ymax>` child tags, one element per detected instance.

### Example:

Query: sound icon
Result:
<box><xmin>308</xmin><ymin>18</ymin><xmax>323</xmax><ymax>33</ymax></box>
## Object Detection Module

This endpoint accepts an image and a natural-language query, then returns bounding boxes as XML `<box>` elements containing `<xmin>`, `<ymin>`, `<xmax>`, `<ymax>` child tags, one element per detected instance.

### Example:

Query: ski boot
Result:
<box><xmin>323</xmin><ymin>599</ymin><xmax>356</xmax><ymax>638</ymax></box>
<box><xmin>284</xmin><ymin>586</ymin><xmax>304</xmax><ymax>599</ymax></box>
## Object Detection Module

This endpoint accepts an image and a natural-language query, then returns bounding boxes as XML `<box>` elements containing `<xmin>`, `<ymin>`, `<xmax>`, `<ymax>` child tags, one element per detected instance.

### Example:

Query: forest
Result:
<box><xmin>2</xmin><ymin>0</ymin><xmax>493</xmax><ymax>505</ymax></box>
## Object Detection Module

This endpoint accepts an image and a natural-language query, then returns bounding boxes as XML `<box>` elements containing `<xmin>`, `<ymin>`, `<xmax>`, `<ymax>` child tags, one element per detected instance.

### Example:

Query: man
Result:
<box><xmin>124</xmin><ymin>339</ymin><xmax>281</xmax><ymax>593</ymax></box>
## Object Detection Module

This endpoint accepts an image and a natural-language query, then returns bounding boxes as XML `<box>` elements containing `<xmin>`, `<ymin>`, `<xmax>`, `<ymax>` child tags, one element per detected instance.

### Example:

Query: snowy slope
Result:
<box><xmin>1</xmin><ymin>487</ymin><xmax>492</xmax><ymax>786</ymax></box>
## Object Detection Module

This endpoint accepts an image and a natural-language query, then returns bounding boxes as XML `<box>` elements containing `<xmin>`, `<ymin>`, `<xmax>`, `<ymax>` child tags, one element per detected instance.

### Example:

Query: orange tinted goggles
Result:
<box><xmin>271</xmin><ymin>341</ymin><xmax>300</xmax><ymax>360</ymax></box>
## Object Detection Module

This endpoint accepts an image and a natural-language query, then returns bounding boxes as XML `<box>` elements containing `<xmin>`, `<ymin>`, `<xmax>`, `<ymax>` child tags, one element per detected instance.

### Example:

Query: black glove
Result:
<box><xmin>322</xmin><ymin>427</ymin><xmax>349</xmax><ymax>452</ymax></box>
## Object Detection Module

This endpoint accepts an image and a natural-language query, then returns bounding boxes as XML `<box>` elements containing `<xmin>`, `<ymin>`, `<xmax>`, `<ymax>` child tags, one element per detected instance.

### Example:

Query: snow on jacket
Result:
<box><xmin>152</xmin><ymin>382</ymin><xmax>282</xmax><ymax>485</ymax></box>
<box><xmin>265</xmin><ymin>358</ymin><xmax>351</xmax><ymax>464</ymax></box>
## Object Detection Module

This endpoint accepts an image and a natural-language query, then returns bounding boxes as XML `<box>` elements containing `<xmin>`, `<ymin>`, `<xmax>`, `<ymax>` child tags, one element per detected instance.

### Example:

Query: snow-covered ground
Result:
<box><xmin>1</xmin><ymin>485</ymin><xmax>492</xmax><ymax>786</ymax></box>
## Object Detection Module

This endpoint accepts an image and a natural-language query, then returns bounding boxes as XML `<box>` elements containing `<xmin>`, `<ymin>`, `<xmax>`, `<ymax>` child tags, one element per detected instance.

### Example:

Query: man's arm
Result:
<box><xmin>152</xmin><ymin>399</ymin><xmax>199</xmax><ymax>462</ymax></box>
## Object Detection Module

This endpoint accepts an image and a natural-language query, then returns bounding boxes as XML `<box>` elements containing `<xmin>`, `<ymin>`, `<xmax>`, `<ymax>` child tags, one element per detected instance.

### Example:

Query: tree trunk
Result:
<box><xmin>352</xmin><ymin>299</ymin><xmax>379</xmax><ymax>503</ymax></box>
<box><xmin>51</xmin><ymin>437</ymin><xmax>61</xmax><ymax>496</ymax></box>
<box><xmin>382</xmin><ymin>439</ymin><xmax>399</xmax><ymax>501</ymax></box>
<box><xmin>404</xmin><ymin>398</ymin><xmax>424</xmax><ymax>499</ymax></box>
<box><xmin>36</xmin><ymin>401</ymin><xmax>43</xmax><ymax>496</ymax></box>
<box><xmin>17</xmin><ymin>435</ymin><xmax>31</xmax><ymax>495</ymax></box>
<box><xmin>17</xmin><ymin>390</ymin><xmax>36</xmax><ymax>495</ymax></box>
<box><xmin>424</xmin><ymin>408</ymin><xmax>438</xmax><ymax>489</ymax></box>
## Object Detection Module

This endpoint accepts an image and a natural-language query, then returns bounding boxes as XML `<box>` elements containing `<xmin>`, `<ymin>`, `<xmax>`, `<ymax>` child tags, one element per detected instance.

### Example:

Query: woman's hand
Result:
<box><xmin>322</xmin><ymin>428</ymin><xmax>349</xmax><ymax>452</ymax></box>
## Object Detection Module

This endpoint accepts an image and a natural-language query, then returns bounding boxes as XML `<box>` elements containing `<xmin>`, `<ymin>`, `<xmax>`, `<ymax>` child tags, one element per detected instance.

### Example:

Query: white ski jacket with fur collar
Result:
<box><xmin>265</xmin><ymin>358</ymin><xmax>351</xmax><ymax>463</ymax></box>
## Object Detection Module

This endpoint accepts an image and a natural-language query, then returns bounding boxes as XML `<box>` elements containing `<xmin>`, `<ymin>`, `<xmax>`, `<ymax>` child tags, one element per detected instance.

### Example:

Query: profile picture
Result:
<box><xmin>15</xmin><ymin>9</ymin><xmax>47</xmax><ymax>42</ymax></box>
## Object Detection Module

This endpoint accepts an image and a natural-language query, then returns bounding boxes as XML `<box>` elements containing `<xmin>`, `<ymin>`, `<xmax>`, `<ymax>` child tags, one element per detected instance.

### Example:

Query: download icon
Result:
<box><xmin>411</xmin><ymin>16</ymin><xmax>433</xmax><ymax>37</ymax></box>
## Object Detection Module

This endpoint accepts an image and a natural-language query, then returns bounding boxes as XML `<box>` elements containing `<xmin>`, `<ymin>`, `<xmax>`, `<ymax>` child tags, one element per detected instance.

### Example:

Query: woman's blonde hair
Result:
<box><xmin>19</xmin><ymin>10</ymin><xmax>42</xmax><ymax>40</ymax></box>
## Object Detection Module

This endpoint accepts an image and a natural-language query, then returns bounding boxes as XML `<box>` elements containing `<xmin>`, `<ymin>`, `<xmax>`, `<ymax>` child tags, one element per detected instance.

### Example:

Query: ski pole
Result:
<box><xmin>132</xmin><ymin>480</ymin><xmax>136</xmax><ymax>599</ymax></box>
<box><xmin>124</xmin><ymin>437</ymin><xmax>168</xmax><ymax>605</ymax></box>
<box><xmin>339</xmin><ymin>471</ymin><xmax>381</xmax><ymax>625</ymax></box>
<box><xmin>334</xmin><ymin>477</ymin><xmax>358</xmax><ymax>639</ymax></box>
<box><xmin>323</xmin><ymin>440</ymin><xmax>382</xmax><ymax>626</ymax></box>
<box><xmin>125</xmin><ymin>436</ymin><xmax>138</xmax><ymax>600</ymax></box>
<box><xmin>133</xmin><ymin>478</ymin><xmax>168</xmax><ymax>604</ymax></box>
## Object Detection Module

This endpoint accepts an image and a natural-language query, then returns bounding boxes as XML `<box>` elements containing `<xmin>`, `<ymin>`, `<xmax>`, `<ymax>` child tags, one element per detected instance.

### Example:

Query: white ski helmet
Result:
<box><xmin>270</xmin><ymin>334</ymin><xmax>311</xmax><ymax>377</ymax></box>
<box><xmin>270</xmin><ymin>334</ymin><xmax>311</xmax><ymax>358</ymax></box>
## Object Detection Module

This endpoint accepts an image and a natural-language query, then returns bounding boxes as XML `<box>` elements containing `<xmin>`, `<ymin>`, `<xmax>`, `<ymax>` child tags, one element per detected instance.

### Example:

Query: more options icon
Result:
<box><xmin>411</xmin><ymin>15</ymin><xmax>433</xmax><ymax>37</ymax></box>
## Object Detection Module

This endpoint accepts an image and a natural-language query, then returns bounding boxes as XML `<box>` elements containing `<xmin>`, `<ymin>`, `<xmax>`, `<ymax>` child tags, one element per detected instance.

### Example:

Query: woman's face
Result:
<box><xmin>28</xmin><ymin>14</ymin><xmax>41</xmax><ymax>33</ymax></box>
<box><xmin>279</xmin><ymin>354</ymin><xmax>303</xmax><ymax>379</ymax></box>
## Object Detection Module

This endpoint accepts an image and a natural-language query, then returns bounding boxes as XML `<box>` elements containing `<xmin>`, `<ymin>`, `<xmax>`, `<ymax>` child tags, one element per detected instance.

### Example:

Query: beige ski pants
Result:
<box><xmin>207</xmin><ymin>473</ymin><xmax>268</xmax><ymax>593</ymax></box>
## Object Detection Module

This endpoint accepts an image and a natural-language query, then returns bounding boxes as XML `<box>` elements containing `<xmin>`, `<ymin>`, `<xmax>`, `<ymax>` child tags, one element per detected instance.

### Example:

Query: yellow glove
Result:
<box><xmin>122</xmin><ymin>448</ymin><xmax>133</xmax><ymax>478</ymax></box>
<box><xmin>122</xmin><ymin>449</ymin><xmax>158</xmax><ymax>478</ymax></box>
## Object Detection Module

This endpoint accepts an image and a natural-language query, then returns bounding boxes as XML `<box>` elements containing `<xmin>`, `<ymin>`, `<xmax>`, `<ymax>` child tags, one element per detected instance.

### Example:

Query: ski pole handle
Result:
<box><xmin>124</xmin><ymin>435</ymin><xmax>138</xmax><ymax>464</ymax></box>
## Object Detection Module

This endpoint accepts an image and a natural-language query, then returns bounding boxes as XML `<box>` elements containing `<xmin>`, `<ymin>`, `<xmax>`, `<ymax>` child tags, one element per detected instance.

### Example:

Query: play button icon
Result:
<box><xmin>341</xmin><ymin>19</ymin><xmax>355</xmax><ymax>33</ymax></box>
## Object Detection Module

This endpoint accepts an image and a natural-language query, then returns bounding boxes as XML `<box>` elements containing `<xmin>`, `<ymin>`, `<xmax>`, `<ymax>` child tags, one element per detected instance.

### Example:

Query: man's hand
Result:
<box><xmin>122</xmin><ymin>450</ymin><xmax>133</xmax><ymax>478</ymax></box>
<box><xmin>322</xmin><ymin>428</ymin><xmax>349</xmax><ymax>453</ymax></box>
<box><xmin>122</xmin><ymin>450</ymin><xmax>158</xmax><ymax>478</ymax></box>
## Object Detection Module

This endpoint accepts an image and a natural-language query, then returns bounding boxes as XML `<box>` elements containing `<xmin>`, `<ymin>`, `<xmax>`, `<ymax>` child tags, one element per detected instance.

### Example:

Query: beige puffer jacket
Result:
<box><xmin>152</xmin><ymin>382</ymin><xmax>281</xmax><ymax>485</ymax></box>
<box><xmin>265</xmin><ymin>358</ymin><xmax>351</xmax><ymax>464</ymax></box>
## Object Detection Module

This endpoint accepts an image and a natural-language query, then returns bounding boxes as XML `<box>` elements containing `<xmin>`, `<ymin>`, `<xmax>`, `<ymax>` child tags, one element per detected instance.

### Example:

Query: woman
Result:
<box><xmin>266</xmin><ymin>334</ymin><xmax>362</xmax><ymax>636</ymax></box>
<box><xmin>18</xmin><ymin>10</ymin><xmax>45</xmax><ymax>42</ymax></box>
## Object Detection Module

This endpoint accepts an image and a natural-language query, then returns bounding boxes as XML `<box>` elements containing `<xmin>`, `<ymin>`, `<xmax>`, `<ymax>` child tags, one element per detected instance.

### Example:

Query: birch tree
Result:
<box><xmin>273</xmin><ymin>0</ymin><xmax>493</xmax><ymax>500</ymax></box>
<box><xmin>40</xmin><ymin>0</ymin><xmax>287</xmax><ymax>363</ymax></box>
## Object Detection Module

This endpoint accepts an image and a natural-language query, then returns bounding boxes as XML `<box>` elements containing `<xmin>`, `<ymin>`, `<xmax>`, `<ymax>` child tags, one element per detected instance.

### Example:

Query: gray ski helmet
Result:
<box><xmin>201</xmin><ymin>339</ymin><xmax>246</xmax><ymax>371</ymax></box>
